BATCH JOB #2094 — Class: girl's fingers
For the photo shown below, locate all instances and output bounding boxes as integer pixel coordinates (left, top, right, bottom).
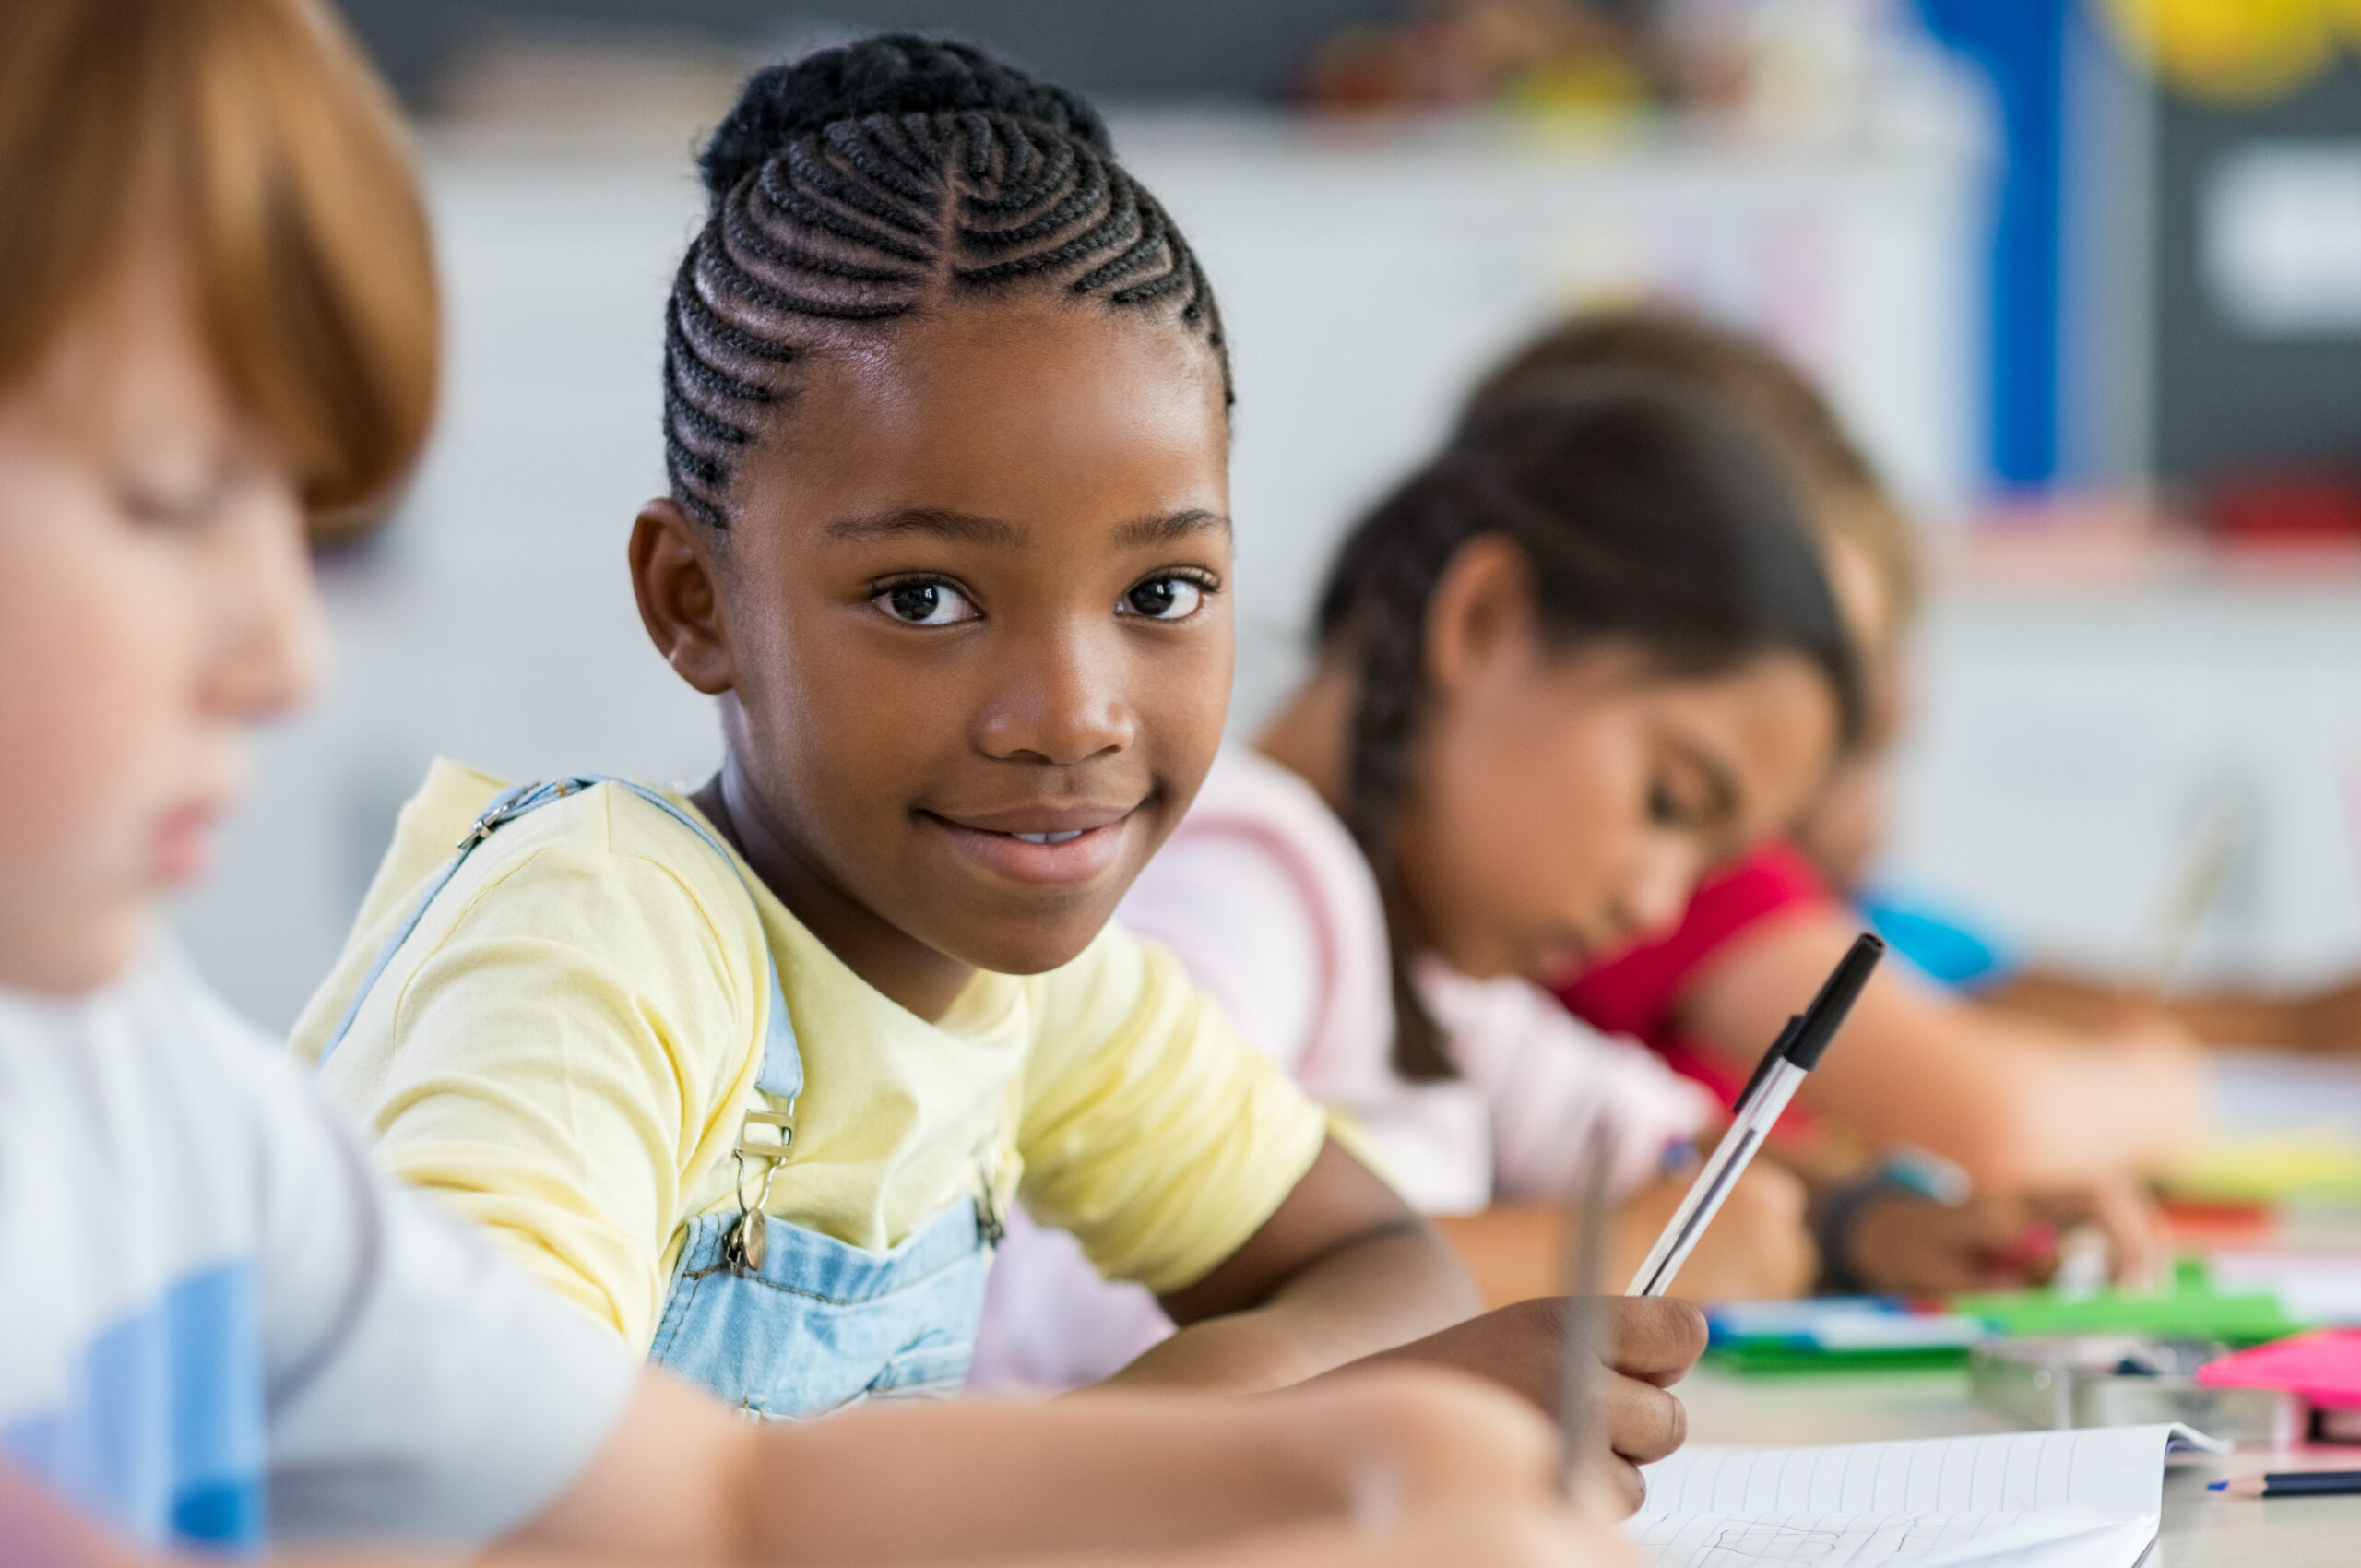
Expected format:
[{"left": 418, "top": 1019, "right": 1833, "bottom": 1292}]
[
  {"left": 1602, "top": 1371, "right": 1688, "bottom": 1469},
  {"left": 1605, "top": 1297, "right": 1708, "bottom": 1386}
]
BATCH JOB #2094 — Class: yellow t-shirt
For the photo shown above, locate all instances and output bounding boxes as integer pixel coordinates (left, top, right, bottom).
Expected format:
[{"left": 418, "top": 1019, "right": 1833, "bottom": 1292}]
[{"left": 291, "top": 760, "right": 1328, "bottom": 1352}]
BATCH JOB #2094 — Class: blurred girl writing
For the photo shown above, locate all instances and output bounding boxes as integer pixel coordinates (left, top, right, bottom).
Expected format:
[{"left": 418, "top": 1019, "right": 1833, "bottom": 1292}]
[{"left": 1511, "top": 313, "right": 2186, "bottom": 1290}]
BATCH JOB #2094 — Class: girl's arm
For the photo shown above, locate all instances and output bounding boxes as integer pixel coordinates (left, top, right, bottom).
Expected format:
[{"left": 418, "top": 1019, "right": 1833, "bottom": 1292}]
[
  {"left": 0, "top": 1388, "right": 1628, "bottom": 1568},
  {"left": 1092, "top": 1139, "right": 1703, "bottom": 1515},
  {"left": 1990, "top": 966, "right": 2361, "bottom": 1056},
  {"left": 1108, "top": 1139, "right": 1480, "bottom": 1394},
  {"left": 505, "top": 1363, "right": 1577, "bottom": 1563},
  {"left": 1674, "top": 909, "right": 2205, "bottom": 1186}
]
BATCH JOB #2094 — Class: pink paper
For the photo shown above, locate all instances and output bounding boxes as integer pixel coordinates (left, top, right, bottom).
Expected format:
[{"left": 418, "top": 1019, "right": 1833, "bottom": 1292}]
[{"left": 2199, "top": 1329, "right": 2361, "bottom": 1409}]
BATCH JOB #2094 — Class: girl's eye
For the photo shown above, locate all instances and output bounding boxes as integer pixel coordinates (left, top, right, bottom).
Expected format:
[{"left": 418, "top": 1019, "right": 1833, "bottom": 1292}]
[
  {"left": 1120, "top": 576, "right": 1206, "bottom": 620},
  {"left": 875, "top": 581, "right": 979, "bottom": 626},
  {"left": 1646, "top": 779, "right": 1689, "bottom": 828}
]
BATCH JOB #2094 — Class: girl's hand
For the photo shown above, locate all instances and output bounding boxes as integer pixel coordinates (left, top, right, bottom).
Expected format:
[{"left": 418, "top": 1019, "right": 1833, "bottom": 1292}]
[
  {"left": 1609, "top": 1161, "right": 1819, "bottom": 1303},
  {"left": 1833, "top": 1175, "right": 2163, "bottom": 1295},
  {"left": 1322, "top": 1296, "right": 1706, "bottom": 1517},
  {"left": 1430, "top": 1165, "right": 1817, "bottom": 1313}
]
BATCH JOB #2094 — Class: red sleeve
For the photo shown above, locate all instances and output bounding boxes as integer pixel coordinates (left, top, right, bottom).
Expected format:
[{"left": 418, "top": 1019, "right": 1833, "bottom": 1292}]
[{"left": 1553, "top": 839, "right": 1835, "bottom": 1053}]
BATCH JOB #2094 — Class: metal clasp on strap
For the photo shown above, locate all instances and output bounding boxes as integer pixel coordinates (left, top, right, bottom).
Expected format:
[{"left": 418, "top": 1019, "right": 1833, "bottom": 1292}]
[
  {"left": 737, "top": 1107, "right": 794, "bottom": 1159},
  {"left": 724, "top": 1107, "right": 795, "bottom": 1276},
  {"left": 456, "top": 779, "right": 582, "bottom": 850}
]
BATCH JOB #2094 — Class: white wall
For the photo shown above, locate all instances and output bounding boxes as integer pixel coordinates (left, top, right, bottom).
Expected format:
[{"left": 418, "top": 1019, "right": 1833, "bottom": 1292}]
[
  {"left": 1120, "top": 111, "right": 1987, "bottom": 725},
  {"left": 1887, "top": 578, "right": 2361, "bottom": 988}
]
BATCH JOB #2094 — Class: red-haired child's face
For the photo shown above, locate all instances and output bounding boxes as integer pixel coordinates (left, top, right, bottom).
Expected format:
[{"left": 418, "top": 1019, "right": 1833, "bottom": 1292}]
[
  {"left": 0, "top": 259, "right": 323, "bottom": 992},
  {"left": 632, "top": 299, "right": 1232, "bottom": 1016}
]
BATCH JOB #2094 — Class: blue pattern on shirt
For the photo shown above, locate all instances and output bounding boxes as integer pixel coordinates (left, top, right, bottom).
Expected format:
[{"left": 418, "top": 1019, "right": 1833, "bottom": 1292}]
[{"left": 0, "top": 1261, "right": 264, "bottom": 1552}]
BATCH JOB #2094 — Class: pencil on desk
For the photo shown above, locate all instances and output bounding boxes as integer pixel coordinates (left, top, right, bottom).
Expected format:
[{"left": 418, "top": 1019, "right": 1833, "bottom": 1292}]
[{"left": 2211, "top": 1469, "right": 2361, "bottom": 1499}]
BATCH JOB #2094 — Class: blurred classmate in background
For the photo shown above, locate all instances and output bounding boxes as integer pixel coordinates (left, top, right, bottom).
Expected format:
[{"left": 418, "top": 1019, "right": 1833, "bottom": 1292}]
[
  {"left": 1490, "top": 313, "right": 2187, "bottom": 1291},
  {"left": 974, "top": 370, "right": 1857, "bottom": 1393},
  {"left": 0, "top": 5, "right": 1634, "bottom": 1562}
]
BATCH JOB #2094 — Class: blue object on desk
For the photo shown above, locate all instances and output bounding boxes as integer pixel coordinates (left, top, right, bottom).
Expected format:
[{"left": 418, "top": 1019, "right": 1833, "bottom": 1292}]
[
  {"left": 1708, "top": 1299, "right": 1989, "bottom": 1360},
  {"left": 1857, "top": 888, "right": 2016, "bottom": 991}
]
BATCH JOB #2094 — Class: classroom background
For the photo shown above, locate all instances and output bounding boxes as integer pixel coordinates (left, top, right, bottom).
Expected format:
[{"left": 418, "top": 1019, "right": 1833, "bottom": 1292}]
[{"left": 182, "top": 0, "right": 2361, "bottom": 1041}]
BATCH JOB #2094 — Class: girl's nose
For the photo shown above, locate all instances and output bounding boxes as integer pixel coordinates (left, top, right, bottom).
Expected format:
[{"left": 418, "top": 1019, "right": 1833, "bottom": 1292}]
[
  {"left": 201, "top": 502, "right": 325, "bottom": 724},
  {"left": 974, "top": 629, "right": 1135, "bottom": 766},
  {"left": 1615, "top": 841, "right": 1700, "bottom": 946}
]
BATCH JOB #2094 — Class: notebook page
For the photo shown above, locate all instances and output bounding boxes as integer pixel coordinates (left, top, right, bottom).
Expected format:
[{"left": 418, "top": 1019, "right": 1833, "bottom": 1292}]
[
  {"left": 1628, "top": 1424, "right": 2199, "bottom": 1568},
  {"left": 1628, "top": 1507, "right": 2146, "bottom": 1568}
]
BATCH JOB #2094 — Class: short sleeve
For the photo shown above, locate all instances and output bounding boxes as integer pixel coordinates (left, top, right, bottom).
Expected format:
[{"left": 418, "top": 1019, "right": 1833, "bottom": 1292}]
[
  {"left": 314, "top": 837, "right": 766, "bottom": 1350},
  {"left": 222, "top": 1015, "right": 638, "bottom": 1544},
  {"left": 1015, "top": 928, "right": 1328, "bottom": 1296},
  {"left": 1554, "top": 838, "right": 1835, "bottom": 1046}
]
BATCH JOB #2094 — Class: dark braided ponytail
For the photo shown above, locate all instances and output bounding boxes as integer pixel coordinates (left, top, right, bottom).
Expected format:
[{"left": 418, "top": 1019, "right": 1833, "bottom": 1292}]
[
  {"left": 1315, "top": 370, "right": 1864, "bottom": 1081},
  {"left": 663, "top": 34, "right": 1228, "bottom": 529}
]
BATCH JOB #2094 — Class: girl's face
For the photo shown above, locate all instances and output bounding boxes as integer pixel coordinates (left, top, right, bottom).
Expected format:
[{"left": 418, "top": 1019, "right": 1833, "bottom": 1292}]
[
  {"left": 1391, "top": 539, "right": 1839, "bottom": 982},
  {"left": 634, "top": 298, "right": 1231, "bottom": 1002},
  {"left": 0, "top": 259, "right": 323, "bottom": 992}
]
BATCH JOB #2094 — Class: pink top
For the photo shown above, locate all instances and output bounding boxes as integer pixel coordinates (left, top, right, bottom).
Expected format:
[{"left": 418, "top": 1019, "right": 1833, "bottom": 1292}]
[
  {"left": 1554, "top": 840, "right": 1837, "bottom": 1110},
  {"left": 967, "top": 748, "right": 1716, "bottom": 1392}
]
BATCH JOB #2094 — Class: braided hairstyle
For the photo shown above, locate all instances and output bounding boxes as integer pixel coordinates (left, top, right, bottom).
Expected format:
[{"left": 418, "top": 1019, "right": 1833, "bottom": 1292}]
[
  {"left": 1315, "top": 371, "right": 1864, "bottom": 1080},
  {"left": 664, "top": 34, "right": 1228, "bottom": 529}
]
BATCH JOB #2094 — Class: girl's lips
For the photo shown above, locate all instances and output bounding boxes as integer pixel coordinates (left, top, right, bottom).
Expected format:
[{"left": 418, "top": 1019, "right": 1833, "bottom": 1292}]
[
  {"left": 927, "top": 812, "right": 1133, "bottom": 886},
  {"left": 151, "top": 802, "right": 221, "bottom": 885}
]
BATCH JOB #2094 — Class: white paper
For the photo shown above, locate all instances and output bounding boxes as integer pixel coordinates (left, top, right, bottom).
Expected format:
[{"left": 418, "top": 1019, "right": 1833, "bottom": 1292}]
[
  {"left": 2203, "top": 142, "right": 2361, "bottom": 335},
  {"left": 1628, "top": 1424, "right": 2212, "bottom": 1567}
]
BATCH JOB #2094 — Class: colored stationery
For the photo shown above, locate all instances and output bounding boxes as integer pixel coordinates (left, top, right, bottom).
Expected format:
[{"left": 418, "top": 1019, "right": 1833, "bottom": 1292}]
[{"left": 2209, "top": 1469, "right": 2361, "bottom": 1499}]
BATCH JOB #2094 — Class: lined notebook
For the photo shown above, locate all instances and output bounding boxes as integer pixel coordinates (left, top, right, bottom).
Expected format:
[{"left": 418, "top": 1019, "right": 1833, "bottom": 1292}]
[{"left": 1628, "top": 1423, "right": 2224, "bottom": 1567}]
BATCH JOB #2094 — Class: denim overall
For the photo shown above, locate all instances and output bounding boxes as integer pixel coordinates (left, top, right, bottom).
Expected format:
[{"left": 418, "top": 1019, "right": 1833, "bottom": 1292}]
[{"left": 316, "top": 777, "right": 996, "bottom": 1418}]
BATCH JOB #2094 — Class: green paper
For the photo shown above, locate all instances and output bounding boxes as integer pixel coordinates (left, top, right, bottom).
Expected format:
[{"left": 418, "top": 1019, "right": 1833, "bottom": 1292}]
[{"left": 1946, "top": 1286, "right": 2300, "bottom": 1345}]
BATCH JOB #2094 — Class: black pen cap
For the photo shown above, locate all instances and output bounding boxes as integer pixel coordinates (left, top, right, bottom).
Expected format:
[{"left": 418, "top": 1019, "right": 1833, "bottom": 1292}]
[{"left": 1782, "top": 932, "right": 1885, "bottom": 1071}]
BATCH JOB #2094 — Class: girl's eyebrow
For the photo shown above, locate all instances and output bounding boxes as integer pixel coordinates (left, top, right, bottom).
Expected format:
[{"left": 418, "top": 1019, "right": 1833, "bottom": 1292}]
[
  {"left": 825, "top": 507, "right": 1023, "bottom": 546},
  {"left": 824, "top": 507, "right": 1231, "bottom": 550},
  {"left": 1109, "top": 508, "right": 1231, "bottom": 549}
]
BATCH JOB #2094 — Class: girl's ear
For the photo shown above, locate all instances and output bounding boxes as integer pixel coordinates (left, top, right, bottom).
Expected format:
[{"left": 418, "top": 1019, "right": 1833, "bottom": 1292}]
[
  {"left": 630, "top": 500, "right": 738, "bottom": 696},
  {"left": 1423, "top": 533, "right": 1536, "bottom": 698}
]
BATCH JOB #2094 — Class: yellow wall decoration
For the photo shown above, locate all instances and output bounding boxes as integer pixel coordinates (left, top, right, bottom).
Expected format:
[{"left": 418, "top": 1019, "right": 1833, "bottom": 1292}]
[{"left": 2104, "top": 0, "right": 2338, "bottom": 105}]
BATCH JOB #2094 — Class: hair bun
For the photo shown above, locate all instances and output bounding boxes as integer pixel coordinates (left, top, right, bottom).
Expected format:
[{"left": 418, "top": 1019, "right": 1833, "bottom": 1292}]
[{"left": 700, "top": 34, "right": 1112, "bottom": 201}]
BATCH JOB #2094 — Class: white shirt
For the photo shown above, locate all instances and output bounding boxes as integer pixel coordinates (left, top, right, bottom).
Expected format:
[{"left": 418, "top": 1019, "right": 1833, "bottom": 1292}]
[{"left": 0, "top": 944, "right": 638, "bottom": 1550}]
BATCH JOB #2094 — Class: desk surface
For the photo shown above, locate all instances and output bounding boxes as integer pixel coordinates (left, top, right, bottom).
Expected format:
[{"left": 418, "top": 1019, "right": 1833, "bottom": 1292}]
[{"left": 1678, "top": 1364, "right": 2361, "bottom": 1565}]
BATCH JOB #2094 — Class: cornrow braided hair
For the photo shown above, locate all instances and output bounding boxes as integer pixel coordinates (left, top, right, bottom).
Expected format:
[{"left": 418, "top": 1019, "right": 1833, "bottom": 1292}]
[
  {"left": 664, "top": 34, "right": 1228, "bottom": 528},
  {"left": 1314, "top": 370, "right": 1865, "bottom": 1082}
]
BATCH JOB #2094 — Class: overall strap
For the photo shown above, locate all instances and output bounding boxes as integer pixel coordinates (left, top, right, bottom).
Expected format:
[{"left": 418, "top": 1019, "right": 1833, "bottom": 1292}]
[{"left": 314, "top": 777, "right": 803, "bottom": 1110}]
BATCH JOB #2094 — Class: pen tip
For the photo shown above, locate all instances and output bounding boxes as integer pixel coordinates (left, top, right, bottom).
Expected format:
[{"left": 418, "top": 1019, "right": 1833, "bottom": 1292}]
[{"left": 2207, "top": 1480, "right": 2226, "bottom": 1491}]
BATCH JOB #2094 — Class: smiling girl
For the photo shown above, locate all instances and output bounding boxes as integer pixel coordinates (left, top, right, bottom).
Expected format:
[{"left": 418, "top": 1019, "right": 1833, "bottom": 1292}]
[{"left": 290, "top": 35, "right": 1700, "bottom": 1493}]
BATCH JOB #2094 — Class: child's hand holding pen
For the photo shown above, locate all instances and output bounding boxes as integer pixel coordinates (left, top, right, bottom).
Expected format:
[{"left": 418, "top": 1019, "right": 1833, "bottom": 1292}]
[{"left": 1322, "top": 1294, "right": 1705, "bottom": 1518}]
